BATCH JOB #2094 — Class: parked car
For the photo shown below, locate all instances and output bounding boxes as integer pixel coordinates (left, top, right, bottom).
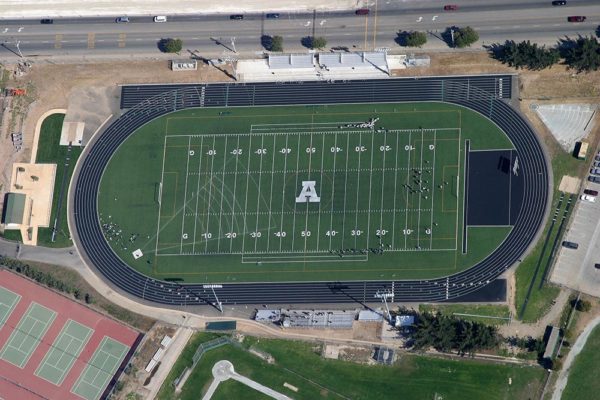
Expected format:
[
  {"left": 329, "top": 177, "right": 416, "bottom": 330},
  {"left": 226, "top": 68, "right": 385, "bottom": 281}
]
[
  {"left": 584, "top": 189, "right": 599, "bottom": 196},
  {"left": 153, "top": 16, "right": 167, "bottom": 22},
  {"left": 40, "top": 19, "right": 54, "bottom": 24},
  {"left": 355, "top": 8, "right": 370, "bottom": 15},
  {"left": 444, "top": 5, "right": 458, "bottom": 11},
  {"left": 581, "top": 194, "right": 596, "bottom": 203},
  {"left": 589, "top": 176, "right": 600, "bottom": 183},
  {"left": 591, "top": 168, "right": 600, "bottom": 175},
  {"left": 230, "top": 14, "right": 244, "bottom": 20},
  {"left": 115, "top": 16, "right": 130, "bottom": 23},
  {"left": 595, "top": 263, "right": 600, "bottom": 269},
  {"left": 552, "top": 1, "right": 567, "bottom": 5},
  {"left": 266, "top": 13, "right": 280, "bottom": 19},
  {"left": 567, "top": 16, "right": 586, "bottom": 22},
  {"left": 562, "top": 241, "right": 579, "bottom": 249}
]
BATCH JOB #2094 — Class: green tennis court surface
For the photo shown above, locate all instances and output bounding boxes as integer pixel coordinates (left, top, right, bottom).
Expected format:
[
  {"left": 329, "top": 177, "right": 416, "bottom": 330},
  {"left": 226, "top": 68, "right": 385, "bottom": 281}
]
[
  {"left": 0, "top": 302, "right": 56, "bottom": 368},
  {"left": 0, "top": 286, "right": 21, "bottom": 329},
  {"left": 71, "top": 337, "right": 130, "bottom": 400},
  {"left": 35, "top": 319, "right": 93, "bottom": 385}
]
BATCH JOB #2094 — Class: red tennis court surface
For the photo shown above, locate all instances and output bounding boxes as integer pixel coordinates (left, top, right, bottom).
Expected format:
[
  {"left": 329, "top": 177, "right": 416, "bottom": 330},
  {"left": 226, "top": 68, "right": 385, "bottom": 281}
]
[{"left": 0, "top": 270, "right": 142, "bottom": 400}]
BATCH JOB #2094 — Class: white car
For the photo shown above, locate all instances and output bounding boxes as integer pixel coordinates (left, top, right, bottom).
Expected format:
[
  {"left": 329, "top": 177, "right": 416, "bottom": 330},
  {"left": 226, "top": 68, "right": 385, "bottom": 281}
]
[
  {"left": 591, "top": 168, "right": 600, "bottom": 175},
  {"left": 581, "top": 194, "right": 596, "bottom": 203},
  {"left": 154, "top": 16, "right": 167, "bottom": 22}
]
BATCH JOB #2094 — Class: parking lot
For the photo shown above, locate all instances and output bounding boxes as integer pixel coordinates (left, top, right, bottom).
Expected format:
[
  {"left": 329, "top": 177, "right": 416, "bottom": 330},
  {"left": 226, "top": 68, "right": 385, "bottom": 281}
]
[{"left": 551, "top": 179, "right": 600, "bottom": 297}]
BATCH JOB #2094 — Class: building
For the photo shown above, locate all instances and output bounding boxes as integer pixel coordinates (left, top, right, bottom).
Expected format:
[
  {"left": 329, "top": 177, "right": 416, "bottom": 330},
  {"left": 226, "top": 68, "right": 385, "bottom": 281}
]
[{"left": 1, "top": 192, "right": 26, "bottom": 229}]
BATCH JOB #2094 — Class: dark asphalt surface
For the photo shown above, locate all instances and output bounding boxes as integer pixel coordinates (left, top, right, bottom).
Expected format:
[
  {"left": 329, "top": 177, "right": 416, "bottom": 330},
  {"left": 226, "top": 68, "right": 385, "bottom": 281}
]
[{"left": 70, "top": 75, "right": 550, "bottom": 308}]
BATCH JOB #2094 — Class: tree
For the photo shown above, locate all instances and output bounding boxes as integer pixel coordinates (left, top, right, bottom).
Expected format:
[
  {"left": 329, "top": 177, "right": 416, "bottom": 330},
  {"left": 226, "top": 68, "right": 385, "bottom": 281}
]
[
  {"left": 311, "top": 36, "right": 327, "bottom": 49},
  {"left": 575, "top": 299, "right": 592, "bottom": 312},
  {"left": 564, "top": 36, "right": 600, "bottom": 72},
  {"left": 30, "top": 175, "right": 39, "bottom": 182},
  {"left": 495, "top": 40, "right": 559, "bottom": 70},
  {"left": 269, "top": 35, "right": 283, "bottom": 52},
  {"left": 405, "top": 31, "right": 427, "bottom": 48},
  {"left": 453, "top": 26, "right": 479, "bottom": 48},
  {"left": 162, "top": 38, "right": 183, "bottom": 53}
]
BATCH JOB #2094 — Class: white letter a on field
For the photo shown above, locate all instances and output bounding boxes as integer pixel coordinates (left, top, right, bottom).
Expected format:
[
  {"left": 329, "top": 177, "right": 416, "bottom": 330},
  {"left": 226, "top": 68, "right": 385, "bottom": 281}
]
[{"left": 296, "top": 181, "right": 320, "bottom": 203}]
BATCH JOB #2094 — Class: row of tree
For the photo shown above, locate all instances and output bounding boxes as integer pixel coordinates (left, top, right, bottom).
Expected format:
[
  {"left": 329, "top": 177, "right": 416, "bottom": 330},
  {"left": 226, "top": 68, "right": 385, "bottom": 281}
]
[
  {"left": 0, "top": 256, "right": 93, "bottom": 304},
  {"left": 492, "top": 36, "right": 600, "bottom": 72},
  {"left": 410, "top": 311, "right": 499, "bottom": 356},
  {"left": 160, "top": 35, "right": 327, "bottom": 54}
]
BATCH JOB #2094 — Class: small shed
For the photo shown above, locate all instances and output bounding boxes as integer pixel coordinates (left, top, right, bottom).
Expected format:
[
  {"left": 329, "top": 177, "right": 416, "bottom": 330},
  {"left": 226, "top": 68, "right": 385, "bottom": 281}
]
[
  {"left": 2, "top": 193, "right": 26, "bottom": 228},
  {"left": 394, "top": 315, "right": 415, "bottom": 328},
  {"left": 358, "top": 310, "right": 384, "bottom": 322}
]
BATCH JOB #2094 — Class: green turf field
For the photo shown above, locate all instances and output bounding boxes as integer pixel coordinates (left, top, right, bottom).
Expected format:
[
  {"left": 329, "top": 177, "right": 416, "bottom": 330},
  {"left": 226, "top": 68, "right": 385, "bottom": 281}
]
[
  {"left": 561, "top": 324, "right": 600, "bottom": 400},
  {"left": 157, "top": 333, "right": 545, "bottom": 400},
  {"left": 98, "top": 102, "right": 513, "bottom": 282}
]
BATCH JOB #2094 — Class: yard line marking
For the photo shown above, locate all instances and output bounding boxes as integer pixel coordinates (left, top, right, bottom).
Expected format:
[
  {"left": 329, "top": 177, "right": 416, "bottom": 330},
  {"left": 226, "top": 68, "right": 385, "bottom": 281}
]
[
  {"left": 416, "top": 129, "right": 425, "bottom": 249},
  {"left": 278, "top": 134, "right": 290, "bottom": 252},
  {"left": 340, "top": 132, "right": 351, "bottom": 250},
  {"left": 204, "top": 136, "right": 217, "bottom": 253},
  {"left": 179, "top": 136, "right": 192, "bottom": 254},
  {"left": 291, "top": 133, "right": 302, "bottom": 251},
  {"left": 254, "top": 134, "right": 265, "bottom": 253},
  {"left": 366, "top": 126, "right": 375, "bottom": 250},
  {"left": 316, "top": 132, "right": 326, "bottom": 251},
  {"left": 192, "top": 135, "right": 205, "bottom": 253},
  {"left": 404, "top": 131, "right": 412, "bottom": 249},
  {"left": 353, "top": 131, "right": 363, "bottom": 249},
  {"left": 229, "top": 135, "right": 240, "bottom": 253},
  {"left": 391, "top": 131, "right": 400, "bottom": 250},
  {"left": 328, "top": 132, "right": 338, "bottom": 250},
  {"left": 217, "top": 136, "right": 228, "bottom": 252},
  {"left": 155, "top": 135, "right": 168, "bottom": 256},
  {"left": 430, "top": 129, "right": 437, "bottom": 250},
  {"left": 241, "top": 133, "right": 253, "bottom": 253},
  {"left": 303, "top": 131, "right": 314, "bottom": 255},
  {"left": 266, "top": 134, "right": 277, "bottom": 252},
  {"left": 378, "top": 130, "right": 387, "bottom": 242}
]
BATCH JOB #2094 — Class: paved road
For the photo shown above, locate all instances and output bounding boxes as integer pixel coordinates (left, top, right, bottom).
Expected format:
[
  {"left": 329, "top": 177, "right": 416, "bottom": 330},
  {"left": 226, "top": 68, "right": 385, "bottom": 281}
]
[{"left": 0, "top": 0, "right": 599, "bottom": 60}]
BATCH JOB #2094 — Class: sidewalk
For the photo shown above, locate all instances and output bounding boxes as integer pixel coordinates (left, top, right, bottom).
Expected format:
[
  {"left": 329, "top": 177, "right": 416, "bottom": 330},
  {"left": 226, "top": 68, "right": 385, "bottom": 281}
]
[{"left": 0, "top": 0, "right": 357, "bottom": 19}]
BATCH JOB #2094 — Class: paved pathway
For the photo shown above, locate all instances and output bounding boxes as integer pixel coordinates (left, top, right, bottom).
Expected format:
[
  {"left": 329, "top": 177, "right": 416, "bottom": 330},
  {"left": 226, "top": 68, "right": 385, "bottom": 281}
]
[
  {"left": 203, "top": 360, "right": 292, "bottom": 400},
  {"left": 551, "top": 315, "right": 600, "bottom": 400}
]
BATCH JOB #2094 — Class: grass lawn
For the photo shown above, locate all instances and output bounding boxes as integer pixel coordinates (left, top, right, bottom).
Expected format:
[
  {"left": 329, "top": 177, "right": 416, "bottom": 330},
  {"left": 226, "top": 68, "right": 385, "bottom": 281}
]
[
  {"left": 561, "top": 324, "right": 600, "bottom": 400},
  {"left": 99, "top": 102, "right": 514, "bottom": 283},
  {"left": 34, "top": 113, "right": 83, "bottom": 247},
  {"left": 158, "top": 334, "right": 545, "bottom": 400},
  {"left": 514, "top": 149, "right": 583, "bottom": 322},
  {"left": 419, "top": 304, "right": 511, "bottom": 325},
  {"left": 0, "top": 229, "right": 22, "bottom": 242}
]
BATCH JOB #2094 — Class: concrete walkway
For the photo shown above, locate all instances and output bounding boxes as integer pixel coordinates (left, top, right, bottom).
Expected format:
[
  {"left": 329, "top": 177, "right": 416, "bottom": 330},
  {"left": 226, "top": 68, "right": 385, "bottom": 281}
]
[
  {"left": 203, "top": 360, "right": 292, "bottom": 400},
  {"left": 551, "top": 315, "right": 600, "bottom": 400},
  {"left": 0, "top": 0, "right": 357, "bottom": 19}
]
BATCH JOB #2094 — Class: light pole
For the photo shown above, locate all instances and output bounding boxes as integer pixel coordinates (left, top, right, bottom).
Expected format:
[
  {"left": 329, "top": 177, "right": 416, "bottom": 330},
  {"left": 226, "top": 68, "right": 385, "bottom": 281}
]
[{"left": 230, "top": 37, "right": 236, "bottom": 53}]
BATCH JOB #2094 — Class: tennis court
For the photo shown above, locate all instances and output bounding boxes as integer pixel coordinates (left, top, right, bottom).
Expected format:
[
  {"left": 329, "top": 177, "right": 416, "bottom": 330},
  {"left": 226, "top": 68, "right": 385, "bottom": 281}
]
[
  {"left": 71, "top": 337, "right": 131, "bottom": 400},
  {"left": 0, "top": 302, "right": 56, "bottom": 368},
  {"left": 0, "top": 270, "right": 141, "bottom": 400},
  {"left": 0, "top": 286, "right": 21, "bottom": 328},
  {"left": 35, "top": 319, "right": 94, "bottom": 385}
]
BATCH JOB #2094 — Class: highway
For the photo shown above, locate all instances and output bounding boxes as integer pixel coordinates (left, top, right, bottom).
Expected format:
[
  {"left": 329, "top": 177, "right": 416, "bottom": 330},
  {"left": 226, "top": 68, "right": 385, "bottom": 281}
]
[{"left": 0, "top": 0, "right": 599, "bottom": 60}]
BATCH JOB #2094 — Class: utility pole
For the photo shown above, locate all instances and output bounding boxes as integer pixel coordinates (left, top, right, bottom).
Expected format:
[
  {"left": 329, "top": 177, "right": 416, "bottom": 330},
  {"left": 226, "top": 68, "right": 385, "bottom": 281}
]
[
  {"left": 450, "top": 28, "right": 455, "bottom": 47},
  {"left": 15, "top": 40, "right": 23, "bottom": 58},
  {"left": 230, "top": 37, "right": 236, "bottom": 53}
]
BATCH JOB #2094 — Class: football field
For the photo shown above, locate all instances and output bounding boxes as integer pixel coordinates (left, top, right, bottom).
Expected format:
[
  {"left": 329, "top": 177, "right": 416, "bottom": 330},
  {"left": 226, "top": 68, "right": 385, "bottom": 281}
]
[
  {"left": 156, "top": 125, "right": 461, "bottom": 263},
  {"left": 98, "top": 102, "right": 514, "bottom": 282}
]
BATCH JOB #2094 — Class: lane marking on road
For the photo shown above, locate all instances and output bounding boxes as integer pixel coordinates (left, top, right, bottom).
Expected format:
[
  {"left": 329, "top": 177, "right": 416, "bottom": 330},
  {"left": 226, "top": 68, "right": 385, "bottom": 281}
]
[
  {"left": 118, "top": 32, "right": 126, "bottom": 48},
  {"left": 54, "top": 34, "right": 62, "bottom": 49}
]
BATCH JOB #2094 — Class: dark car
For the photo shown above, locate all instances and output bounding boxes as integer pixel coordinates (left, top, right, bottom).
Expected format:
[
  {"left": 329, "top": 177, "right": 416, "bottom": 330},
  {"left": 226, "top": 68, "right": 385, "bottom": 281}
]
[
  {"left": 444, "top": 5, "right": 458, "bottom": 11},
  {"left": 355, "top": 8, "right": 370, "bottom": 15},
  {"left": 562, "top": 241, "right": 579, "bottom": 249},
  {"left": 568, "top": 16, "right": 586, "bottom": 22},
  {"left": 589, "top": 175, "right": 600, "bottom": 183},
  {"left": 40, "top": 19, "right": 54, "bottom": 24},
  {"left": 230, "top": 14, "right": 244, "bottom": 20},
  {"left": 266, "top": 13, "right": 280, "bottom": 19},
  {"left": 584, "top": 189, "right": 599, "bottom": 196},
  {"left": 595, "top": 263, "right": 600, "bottom": 269},
  {"left": 552, "top": 0, "right": 567, "bottom": 5}
]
